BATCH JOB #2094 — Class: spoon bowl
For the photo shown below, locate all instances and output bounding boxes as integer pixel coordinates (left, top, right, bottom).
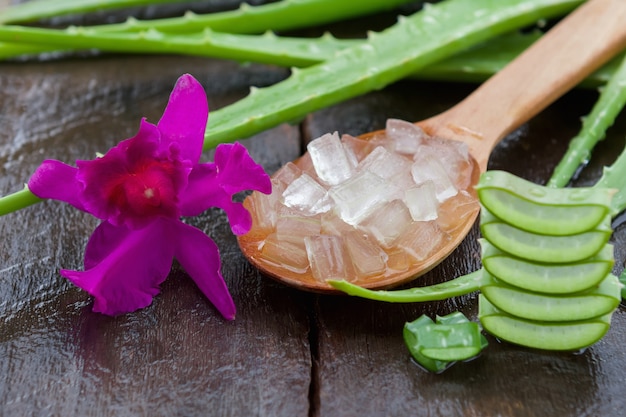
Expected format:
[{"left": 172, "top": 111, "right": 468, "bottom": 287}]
[{"left": 238, "top": 0, "right": 626, "bottom": 293}]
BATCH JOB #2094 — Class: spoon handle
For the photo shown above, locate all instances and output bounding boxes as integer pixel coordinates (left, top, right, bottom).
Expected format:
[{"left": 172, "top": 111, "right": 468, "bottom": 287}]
[{"left": 421, "top": 0, "right": 626, "bottom": 171}]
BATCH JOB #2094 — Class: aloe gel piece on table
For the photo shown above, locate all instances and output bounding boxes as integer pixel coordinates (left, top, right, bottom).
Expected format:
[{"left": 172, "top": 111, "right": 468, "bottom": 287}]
[{"left": 403, "top": 312, "right": 488, "bottom": 373}]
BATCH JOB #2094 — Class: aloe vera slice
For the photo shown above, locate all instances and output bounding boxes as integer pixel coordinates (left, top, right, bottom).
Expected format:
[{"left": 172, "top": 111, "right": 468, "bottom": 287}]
[
  {"left": 477, "top": 170, "right": 613, "bottom": 235},
  {"left": 478, "top": 295, "right": 612, "bottom": 351},
  {"left": 480, "top": 210, "right": 611, "bottom": 263},
  {"left": 404, "top": 312, "right": 487, "bottom": 372},
  {"left": 480, "top": 240, "right": 614, "bottom": 294},
  {"left": 481, "top": 272, "right": 621, "bottom": 322}
]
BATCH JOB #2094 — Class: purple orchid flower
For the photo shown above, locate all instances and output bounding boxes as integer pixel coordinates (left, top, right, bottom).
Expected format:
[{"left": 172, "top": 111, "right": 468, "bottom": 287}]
[{"left": 28, "top": 74, "right": 271, "bottom": 320}]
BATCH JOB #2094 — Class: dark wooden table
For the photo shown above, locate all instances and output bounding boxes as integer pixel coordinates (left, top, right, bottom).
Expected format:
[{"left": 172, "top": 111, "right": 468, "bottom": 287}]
[{"left": 1, "top": 2, "right": 625, "bottom": 416}]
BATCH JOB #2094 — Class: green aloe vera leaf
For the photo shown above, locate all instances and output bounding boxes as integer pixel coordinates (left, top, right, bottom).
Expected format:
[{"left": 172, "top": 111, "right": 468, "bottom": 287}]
[
  {"left": 202, "top": 0, "right": 584, "bottom": 150},
  {"left": 549, "top": 52, "right": 626, "bottom": 189},
  {"left": 479, "top": 209, "right": 612, "bottom": 263},
  {"left": 480, "top": 240, "right": 614, "bottom": 294},
  {"left": 477, "top": 170, "right": 614, "bottom": 235},
  {"left": 481, "top": 272, "right": 621, "bottom": 322},
  {"left": 0, "top": 0, "right": 180, "bottom": 24},
  {"left": 327, "top": 269, "right": 486, "bottom": 303},
  {"left": 478, "top": 294, "right": 612, "bottom": 351},
  {"left": 2, "top": 0, "right": 416, "bottom": 32},
  {"left": 593, "top": 139, "right": 626, "bottom": 216},
  {"left": 0, "top": 25, "right": 359, "bottom": 67},
  {"left": 0, "top": 0, "right": 416, "bottom": 58}
]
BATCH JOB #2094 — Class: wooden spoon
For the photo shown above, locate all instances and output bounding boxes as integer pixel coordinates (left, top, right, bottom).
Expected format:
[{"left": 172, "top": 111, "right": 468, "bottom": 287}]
[{"left": 238, "top": 0, "right": 626, "bottom": 293}]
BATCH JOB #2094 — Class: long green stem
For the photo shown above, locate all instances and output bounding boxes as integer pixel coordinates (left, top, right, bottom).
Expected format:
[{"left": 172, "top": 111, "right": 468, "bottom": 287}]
[
  {"left": 548, "top": 52, "right": 626, "bottom": 188},
  {"left": 0, "top": 186, "right": 42, "bottom": 216},
  {"left": 0, "top": 0, "right": 181, "bottom": 24}
]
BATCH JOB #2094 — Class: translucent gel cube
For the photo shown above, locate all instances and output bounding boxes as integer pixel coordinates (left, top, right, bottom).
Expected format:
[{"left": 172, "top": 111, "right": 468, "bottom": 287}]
[
  {"left": 342, "top": 133, "right": 390, "bottom": 162},
  {"left": 385, "top": 119, "right": 426, "bottom": 155},
  {"left": 247, "top": 189, "right": 280, "bottom": 231},
  {"left": 273, "top": 162, "right": 302, "bottom": 188},
  {"left": 411, "top": 154, "right": 458, "bottom": 202},
  {"left": 307, "top": 132, "right": 355, "bottom": 186},
  {"left": 404, "top": 181, "right": 439, "bottom": 222},
  {"left": 275, "top": 214, "right": 321, "bottom": 247},
  {"left": 418, "top": 139, "right": 472, "bottom": 190},
  {"left": 304, "top": 235, "right": 349, "bottom": 282},
  {"left": 282, "top": 173, "right": 331, "bottom": 215},
  {"left": 358, "top": 199, "right": 413, "bottom": 248},
  {"left": 261, "top": 233, "right": 309, "bottom": 274},
  {"left": 344, "top": 230, "right": 388, "bottom": 278},
  {"left": 320, "top": 211, "right": 355, "bottom": 236},
  {"left": 329, "top": 170, "right": 394, "bottom": 226},
  {"left": 394, "top": 221, "right": 444, "bottom": 261},
  {"left": 357, "top": 146, "right": 412, "bottom": 180}
]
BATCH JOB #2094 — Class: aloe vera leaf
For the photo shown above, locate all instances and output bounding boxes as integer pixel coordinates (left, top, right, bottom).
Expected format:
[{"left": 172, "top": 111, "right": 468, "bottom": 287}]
[
  {"left": 0, "top": 0, "right": 180, "bottom": 24},
  {"left": 480, "top": 240, "right": 614, "bottom": 294},
  {"left": 0, "top": 25, "right": 359, "bottom": 67},
  {"left": 478, "top": 294, "right": 612, "bottom": 351},
  {"left": 476, "top": 170, "right": 613, "bottom": 235},
  {"left": 479, "top": 210, "right": 612, "bottom": 264},
  {"left": 548, "top": 52, "right": 626, "bottom": 189},
  {"left": 202, "top": 0, "right": 583, "bottom": 150},
  {"left": 0, "top": 0, "right": 416, "bottom": 57},
  {"left": 481, "top": 272, "right": 621, "bottom": 322},
  {"left": 327, "top": 269, "right": 486, "bottom": 303}
]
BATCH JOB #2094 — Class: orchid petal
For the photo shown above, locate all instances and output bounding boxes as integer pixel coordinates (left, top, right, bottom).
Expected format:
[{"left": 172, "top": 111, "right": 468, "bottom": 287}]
[
  {"left": 28, "top": 160, "right": 85, "bottom": 211},
  {"left": 83, "top": 221, "right": 132, "bottom": 270},
  {"left": 62, "top": 220, "right": 175, "bottom": 316},
  {"left": 157, "top": 74, "right": 208, "bottom": 164},
  {"left": 171, "top": 221, "right": 236, "bottom": 320},
  {"left": 180, "top": 163, "right": 252, "bottom": 235},
  {"left": 214, "top": 142, "right": 271, "bottom": 195}
]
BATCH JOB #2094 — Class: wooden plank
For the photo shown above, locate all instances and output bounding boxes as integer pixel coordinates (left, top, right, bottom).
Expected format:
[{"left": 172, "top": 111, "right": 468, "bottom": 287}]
[{"left": 0, "top": 55, "right": 312, "bottom": 417}]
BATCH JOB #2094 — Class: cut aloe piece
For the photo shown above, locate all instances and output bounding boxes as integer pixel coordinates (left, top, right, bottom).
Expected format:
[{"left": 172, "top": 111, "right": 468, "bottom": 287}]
[
  {"left": 480, "top": 210, "right": 611, "bottom": 263},
  {"left": 481, "top": 273, "right": 621, "bottom": 322},
  {"left": 480, "top": 240, "right": 614, "bottom": 294},
  {"left": 478, "top": 295, "right": 612, "bottom": 351},
  {"left": 403, "top": 312, "right": 488, "bottom": 372},
  {"left": 477, "top": 171, "right": 614, "bottom": 236},
  {"left": 477, "top": 171, "right": 612, "bottom": 235}
]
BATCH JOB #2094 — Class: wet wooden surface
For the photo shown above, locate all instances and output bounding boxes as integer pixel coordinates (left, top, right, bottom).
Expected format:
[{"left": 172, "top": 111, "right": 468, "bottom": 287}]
[{"left": 1, "top": 2, "right": 626, "bottom": 416}]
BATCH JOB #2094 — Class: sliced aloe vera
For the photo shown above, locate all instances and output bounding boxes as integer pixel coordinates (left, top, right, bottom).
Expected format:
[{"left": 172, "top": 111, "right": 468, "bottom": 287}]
[
  {"left": 480, "top": 210, "right": 611, "bottom": 263},
  {"left": 481, "top": 273, "right": 621, "bottom": 322},
  {"left": 478, "top": 295, "right": 612, "bottom": 351},
  {"left": 480, "top": 240, "right": 614, "bottom": 294},
  {"left": 477, "top": 171, "right": 612, "bottom": 236},
  {"left": 477, "top": 171, "right": 614, "bottom": 236}
]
